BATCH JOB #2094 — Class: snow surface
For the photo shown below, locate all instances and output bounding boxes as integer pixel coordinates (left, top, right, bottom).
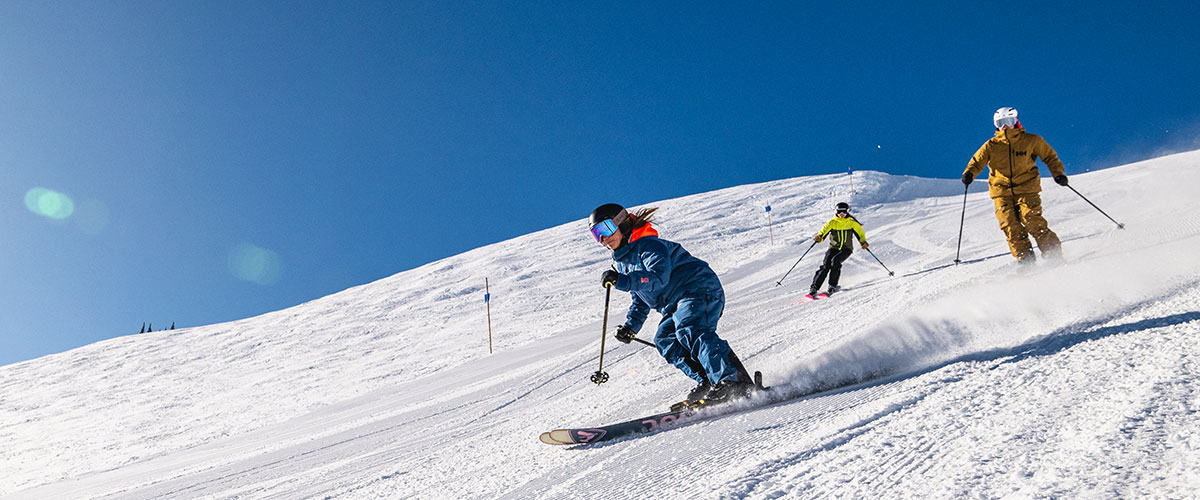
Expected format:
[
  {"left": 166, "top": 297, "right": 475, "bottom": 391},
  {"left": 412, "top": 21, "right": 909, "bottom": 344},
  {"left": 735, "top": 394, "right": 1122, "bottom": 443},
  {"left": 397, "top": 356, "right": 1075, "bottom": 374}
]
[{"left": 3, "top": 151, "right": 1200, "bottom": 499}]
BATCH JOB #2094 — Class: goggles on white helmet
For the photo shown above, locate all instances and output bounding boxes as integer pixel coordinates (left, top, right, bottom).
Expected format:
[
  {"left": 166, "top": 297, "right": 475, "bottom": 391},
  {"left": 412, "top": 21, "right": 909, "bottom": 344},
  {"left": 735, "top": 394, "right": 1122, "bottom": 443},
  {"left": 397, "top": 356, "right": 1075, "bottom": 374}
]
[{"left": 993, "top": 107, "right": 1019, "bottom": 129}]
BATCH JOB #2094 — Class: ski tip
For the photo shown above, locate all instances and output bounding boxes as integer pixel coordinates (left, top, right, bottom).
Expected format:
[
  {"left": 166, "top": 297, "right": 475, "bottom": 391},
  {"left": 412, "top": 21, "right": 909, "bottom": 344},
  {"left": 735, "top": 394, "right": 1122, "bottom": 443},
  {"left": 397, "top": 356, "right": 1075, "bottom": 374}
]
[
  {"left": 539, "top": 432, "right": 562, "bottom": 445},
  {"left": 539, "top": 430, "right": 575, "bottom": 445}
]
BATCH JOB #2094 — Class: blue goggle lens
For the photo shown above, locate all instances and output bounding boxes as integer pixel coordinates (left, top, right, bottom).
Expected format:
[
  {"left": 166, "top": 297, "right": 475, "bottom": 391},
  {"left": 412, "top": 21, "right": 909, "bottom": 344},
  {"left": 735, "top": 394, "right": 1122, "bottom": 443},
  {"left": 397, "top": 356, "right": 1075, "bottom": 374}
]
[{"left": 590, "top": 219, "right": 618, "bottom": 242}]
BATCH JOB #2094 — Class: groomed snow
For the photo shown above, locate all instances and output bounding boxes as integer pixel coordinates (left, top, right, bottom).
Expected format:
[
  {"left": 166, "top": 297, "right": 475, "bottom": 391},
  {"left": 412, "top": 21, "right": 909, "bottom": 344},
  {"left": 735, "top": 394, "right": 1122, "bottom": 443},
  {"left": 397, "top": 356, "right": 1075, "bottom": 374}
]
[{"left": 3, "top": 151, "right": 1199, "bottom": 499}]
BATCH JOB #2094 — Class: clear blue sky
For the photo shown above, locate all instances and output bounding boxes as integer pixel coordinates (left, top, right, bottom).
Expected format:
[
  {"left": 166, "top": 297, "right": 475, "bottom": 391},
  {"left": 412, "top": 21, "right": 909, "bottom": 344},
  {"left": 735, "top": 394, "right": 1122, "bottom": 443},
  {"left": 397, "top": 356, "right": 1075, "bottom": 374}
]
[{"left": 3, "top": 1, "right": 1198, "bottom": 366}]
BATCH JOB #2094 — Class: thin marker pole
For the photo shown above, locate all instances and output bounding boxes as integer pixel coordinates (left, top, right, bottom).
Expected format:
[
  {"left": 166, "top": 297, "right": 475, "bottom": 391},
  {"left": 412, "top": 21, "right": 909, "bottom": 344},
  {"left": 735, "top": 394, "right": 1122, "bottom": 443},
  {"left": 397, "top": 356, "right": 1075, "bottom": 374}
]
[{"left": 765, "top": 205, "right": 774, "bottom": 245}]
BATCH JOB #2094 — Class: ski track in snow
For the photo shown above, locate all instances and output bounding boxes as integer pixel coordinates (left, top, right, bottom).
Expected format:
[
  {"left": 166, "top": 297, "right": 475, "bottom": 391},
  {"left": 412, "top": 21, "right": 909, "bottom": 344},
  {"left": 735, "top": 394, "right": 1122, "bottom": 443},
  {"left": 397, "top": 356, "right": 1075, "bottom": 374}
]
[{"left": 3, "top": 152, "right": 1200, "bottom": 499}]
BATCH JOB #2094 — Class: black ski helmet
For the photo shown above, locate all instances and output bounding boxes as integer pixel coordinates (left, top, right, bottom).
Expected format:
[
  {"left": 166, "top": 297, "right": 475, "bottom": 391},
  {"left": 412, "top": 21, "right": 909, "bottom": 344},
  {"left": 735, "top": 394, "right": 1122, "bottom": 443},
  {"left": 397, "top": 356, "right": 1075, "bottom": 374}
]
[
  {"left": 589, "top": 203, "right": 629, "bottom": 228},
  {"left": 589, "top": 203, "right": 634, "bottom": 248},
  {"left": 836, "top": 202, "right": 850, "bottom": 214}
]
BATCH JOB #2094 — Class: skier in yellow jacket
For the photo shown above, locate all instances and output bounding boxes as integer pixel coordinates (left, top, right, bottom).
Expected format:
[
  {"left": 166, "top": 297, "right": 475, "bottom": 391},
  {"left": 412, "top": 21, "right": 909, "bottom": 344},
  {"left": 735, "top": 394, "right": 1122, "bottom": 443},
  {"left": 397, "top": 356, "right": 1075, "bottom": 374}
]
[
  {"left": 807, "top": 202, "right": 868, "bottom": 299},
  {"left": 962, "top": 107, "right": 1068, "bottom": 264}
]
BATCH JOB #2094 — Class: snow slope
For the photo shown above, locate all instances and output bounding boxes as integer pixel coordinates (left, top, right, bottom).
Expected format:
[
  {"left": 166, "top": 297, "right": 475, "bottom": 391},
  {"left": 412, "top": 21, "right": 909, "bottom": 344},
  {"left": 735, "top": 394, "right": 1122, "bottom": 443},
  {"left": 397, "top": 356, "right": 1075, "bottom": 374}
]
[{"left": 3, "top": 151, "right": 1200, "bottom": 499}]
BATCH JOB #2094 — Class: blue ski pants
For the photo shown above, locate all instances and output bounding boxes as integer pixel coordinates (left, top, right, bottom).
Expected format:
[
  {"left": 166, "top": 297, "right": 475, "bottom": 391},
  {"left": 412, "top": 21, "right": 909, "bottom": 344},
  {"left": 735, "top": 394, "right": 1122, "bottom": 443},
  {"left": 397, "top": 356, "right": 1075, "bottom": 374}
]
[{"left": 652, "top": 291, "right": 739, "bottom": 385}]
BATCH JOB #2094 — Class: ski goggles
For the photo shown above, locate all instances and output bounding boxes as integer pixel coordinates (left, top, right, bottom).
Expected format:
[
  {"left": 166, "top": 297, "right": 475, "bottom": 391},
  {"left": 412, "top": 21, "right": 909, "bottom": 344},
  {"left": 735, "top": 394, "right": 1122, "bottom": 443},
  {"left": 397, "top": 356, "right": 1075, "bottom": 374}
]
[
  {"left": 590, "top": 219, "right": 619, "bottom": 242},
  {"left": 994, "top": 115, "right": 1019, "bottom": 129}
]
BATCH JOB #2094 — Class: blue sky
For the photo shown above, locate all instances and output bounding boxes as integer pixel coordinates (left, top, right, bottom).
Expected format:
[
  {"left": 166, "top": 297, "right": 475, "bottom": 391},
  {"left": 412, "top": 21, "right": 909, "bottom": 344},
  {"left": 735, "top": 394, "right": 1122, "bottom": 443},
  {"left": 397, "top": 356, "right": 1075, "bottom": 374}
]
[{"left": 2, "top": 1, "right": 1198, "bottom": 366}]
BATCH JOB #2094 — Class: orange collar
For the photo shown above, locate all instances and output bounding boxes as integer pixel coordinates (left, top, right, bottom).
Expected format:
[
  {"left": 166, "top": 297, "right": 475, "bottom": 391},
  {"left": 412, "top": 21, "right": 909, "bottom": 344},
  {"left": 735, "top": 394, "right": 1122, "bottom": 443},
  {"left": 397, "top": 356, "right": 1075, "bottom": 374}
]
[{"left": 630, "top": 222, "right": 658, "bottom": 242}]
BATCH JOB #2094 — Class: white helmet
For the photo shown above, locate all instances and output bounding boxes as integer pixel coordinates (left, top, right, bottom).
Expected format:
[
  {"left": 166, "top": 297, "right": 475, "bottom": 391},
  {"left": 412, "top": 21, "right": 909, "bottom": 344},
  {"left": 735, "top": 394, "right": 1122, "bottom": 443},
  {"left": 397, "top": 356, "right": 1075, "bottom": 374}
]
[{"left": 993, "top": 107, "right": 1019, "bottom": 129}]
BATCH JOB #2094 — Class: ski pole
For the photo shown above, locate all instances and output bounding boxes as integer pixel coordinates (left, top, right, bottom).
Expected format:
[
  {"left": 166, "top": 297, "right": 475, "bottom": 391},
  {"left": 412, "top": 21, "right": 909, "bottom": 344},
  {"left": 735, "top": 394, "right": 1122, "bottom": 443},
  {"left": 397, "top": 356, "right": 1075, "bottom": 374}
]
[
  {"left": 865, "top": 247, "right": 895, "bottom": 276},
  {"left": 1067, "top": 184, "right": 1125, "bottom": 229},
  {"left": 591, "top": 284, "right": 613, "bottom": 385},
  {"left": 775, "top": 240, "right": 818, "bottom": 286},
  {"left": 954, "top": 184, "right": 968, "bottom": 265},
  {"left": 629, "top": 336, "right": 654, "bottom": 347}
]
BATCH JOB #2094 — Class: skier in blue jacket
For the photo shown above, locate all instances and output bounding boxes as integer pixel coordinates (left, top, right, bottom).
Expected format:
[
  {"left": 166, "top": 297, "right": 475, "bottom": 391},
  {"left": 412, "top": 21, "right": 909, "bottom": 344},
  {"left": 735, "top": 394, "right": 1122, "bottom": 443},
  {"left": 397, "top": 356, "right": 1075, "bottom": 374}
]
[{"left": 589, "top": 203, "right": 754, "bottom": 404}]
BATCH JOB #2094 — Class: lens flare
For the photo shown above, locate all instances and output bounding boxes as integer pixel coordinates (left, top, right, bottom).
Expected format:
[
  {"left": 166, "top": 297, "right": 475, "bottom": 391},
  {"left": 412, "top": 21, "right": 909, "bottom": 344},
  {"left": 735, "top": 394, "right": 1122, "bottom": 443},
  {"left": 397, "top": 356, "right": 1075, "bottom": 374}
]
[
  {"left": 24, "top": 188, "right": 75, "bottom": 220},
  {"left": 228, "top": 243, "right": 284, "bottom": 285}
]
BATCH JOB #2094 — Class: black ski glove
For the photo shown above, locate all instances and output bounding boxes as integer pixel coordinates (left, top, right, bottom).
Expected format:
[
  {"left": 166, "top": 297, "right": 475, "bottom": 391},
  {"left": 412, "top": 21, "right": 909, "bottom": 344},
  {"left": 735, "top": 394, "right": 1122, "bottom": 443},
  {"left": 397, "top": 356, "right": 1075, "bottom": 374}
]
[
  {"left": 601, "top": 269, "right": 620, "bottom": 288},
  {"left": 961, "top": 172, "right": 974, "bottom": 185},
  {"left": 1054, "top": 175, "right": 1069, "bottom": 186},
  {"left": 614, "top": 325, "right": 635, "bottom": 344}
]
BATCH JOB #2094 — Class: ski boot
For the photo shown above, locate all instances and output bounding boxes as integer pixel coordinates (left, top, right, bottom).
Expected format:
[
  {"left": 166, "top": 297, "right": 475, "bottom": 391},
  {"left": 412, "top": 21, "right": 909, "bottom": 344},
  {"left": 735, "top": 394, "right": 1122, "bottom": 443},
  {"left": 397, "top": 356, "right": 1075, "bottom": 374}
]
[
  {"left": 686, "top": 381, "right": 712, "bottom": 403},
  {"left": 669, "top": 381, "right": 714, "bottom": 412},
  {"left": 700, "top": 378, "right": 756, "bottom": 406}
]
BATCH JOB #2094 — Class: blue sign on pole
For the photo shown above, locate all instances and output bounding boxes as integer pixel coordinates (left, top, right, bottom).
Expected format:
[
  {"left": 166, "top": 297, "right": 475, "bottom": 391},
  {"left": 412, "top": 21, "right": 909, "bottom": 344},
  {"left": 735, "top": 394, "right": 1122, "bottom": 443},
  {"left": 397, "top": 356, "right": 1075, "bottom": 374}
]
[
  {"left": 764, "top": 205, "right": 772, "bottom": 213},
  {"left": 484, "top": 293, "right": 490, "bottom": 303}
]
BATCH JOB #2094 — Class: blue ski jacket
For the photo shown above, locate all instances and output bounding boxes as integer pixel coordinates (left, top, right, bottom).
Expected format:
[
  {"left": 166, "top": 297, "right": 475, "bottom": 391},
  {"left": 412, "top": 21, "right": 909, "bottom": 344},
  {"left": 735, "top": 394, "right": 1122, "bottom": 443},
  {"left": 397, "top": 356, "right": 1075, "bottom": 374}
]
[{"left": 611, "top": 224, "right": 723, "bottom": 334}]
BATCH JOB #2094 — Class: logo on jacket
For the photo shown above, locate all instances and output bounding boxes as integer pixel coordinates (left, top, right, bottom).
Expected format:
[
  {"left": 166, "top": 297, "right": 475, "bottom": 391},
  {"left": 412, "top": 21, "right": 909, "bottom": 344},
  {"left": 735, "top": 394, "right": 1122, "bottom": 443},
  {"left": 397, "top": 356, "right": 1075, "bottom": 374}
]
[
  {"left": 1015, "top": 151, "right": 1028, "bottom": 157},
  {"left": 640, "top": 277, "right": 650, "bottom": 283}
]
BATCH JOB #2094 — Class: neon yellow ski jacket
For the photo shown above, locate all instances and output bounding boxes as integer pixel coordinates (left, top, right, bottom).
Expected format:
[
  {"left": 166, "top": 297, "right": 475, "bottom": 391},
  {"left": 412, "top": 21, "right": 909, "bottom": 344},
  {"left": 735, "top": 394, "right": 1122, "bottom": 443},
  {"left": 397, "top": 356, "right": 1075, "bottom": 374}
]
[{"left": 816, "top": 217, "right": 867, "bottom": 251}]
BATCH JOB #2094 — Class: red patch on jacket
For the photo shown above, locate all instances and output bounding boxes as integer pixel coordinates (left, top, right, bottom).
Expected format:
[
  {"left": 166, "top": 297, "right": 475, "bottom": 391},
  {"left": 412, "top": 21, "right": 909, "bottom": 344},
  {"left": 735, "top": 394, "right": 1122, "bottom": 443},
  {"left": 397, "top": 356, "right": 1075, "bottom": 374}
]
[{"left": 629, "top": 222, "right": 659, "bottom": 242}]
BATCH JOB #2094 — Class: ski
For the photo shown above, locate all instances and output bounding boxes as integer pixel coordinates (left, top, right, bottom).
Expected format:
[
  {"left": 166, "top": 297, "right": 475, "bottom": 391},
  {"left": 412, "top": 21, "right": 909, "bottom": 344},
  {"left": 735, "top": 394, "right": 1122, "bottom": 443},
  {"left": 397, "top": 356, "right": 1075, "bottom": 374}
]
[
  {"left": 539, "top": 406, "right": 701, "bottom": 445},
  {"left": 797, "top": 292, "right": 828, "bottom": 304},
  {"left": 541, "top": 372, "right": 770, "bottom": 446}
]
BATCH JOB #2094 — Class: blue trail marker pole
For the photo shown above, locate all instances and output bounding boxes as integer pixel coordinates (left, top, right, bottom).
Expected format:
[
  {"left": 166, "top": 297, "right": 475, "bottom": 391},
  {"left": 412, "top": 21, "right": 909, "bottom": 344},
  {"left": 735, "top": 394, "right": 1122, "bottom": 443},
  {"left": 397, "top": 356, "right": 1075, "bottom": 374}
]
[{"left": 765, "top": 205, "right": 774, "bottom": 245}]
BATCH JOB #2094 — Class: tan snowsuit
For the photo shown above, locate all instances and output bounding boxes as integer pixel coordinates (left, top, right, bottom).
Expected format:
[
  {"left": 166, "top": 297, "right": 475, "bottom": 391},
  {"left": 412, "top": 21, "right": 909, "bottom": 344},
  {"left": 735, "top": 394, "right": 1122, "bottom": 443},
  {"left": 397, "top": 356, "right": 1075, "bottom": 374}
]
[{"left": 964, "top": 127, "right": 1064, "bottom": 261}]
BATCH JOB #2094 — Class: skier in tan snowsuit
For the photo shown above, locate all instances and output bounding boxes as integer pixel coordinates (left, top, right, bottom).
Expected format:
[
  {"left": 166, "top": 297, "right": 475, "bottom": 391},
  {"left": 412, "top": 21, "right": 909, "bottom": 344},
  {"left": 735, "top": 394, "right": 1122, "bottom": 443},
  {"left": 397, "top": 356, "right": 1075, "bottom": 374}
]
[{"left": 962, "top": 107, "right": 1069, "bottom": 264}]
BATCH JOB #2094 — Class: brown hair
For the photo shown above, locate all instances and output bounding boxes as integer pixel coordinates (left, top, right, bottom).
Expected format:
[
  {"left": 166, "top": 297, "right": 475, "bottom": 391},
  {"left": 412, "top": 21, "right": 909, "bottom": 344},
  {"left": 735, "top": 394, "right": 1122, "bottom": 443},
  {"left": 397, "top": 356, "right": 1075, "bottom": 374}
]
[{"left": 629, "top": 207, "right": 659, "bottom": 229}]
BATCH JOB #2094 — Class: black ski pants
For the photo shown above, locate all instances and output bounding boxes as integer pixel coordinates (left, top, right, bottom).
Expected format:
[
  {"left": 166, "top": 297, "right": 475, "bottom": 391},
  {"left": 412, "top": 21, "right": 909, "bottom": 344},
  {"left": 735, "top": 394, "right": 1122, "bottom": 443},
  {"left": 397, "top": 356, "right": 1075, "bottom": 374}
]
[{"left": 809, "top": 247, "right": 852, "bottom": 292}]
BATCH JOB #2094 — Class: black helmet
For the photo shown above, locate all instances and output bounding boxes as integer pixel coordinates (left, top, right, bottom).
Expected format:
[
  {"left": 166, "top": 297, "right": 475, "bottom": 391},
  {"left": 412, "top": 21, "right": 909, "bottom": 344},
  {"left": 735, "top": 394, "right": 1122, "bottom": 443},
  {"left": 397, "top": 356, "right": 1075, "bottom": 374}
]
[
  {"left": 835, "top": 202, "right": 850, "bottom": 214},
  {"left": 589, "top": 203, "right": 634, "bottom": 247},
  {"left": 589, "top": 203, "right": 629, "bottom": 228}
]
